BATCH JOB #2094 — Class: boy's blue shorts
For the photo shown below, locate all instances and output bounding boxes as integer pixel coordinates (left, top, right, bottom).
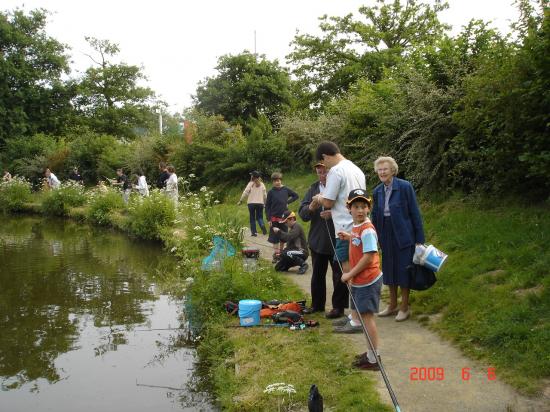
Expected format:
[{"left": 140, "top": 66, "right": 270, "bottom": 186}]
[
  {"left": 350, "top": 277, "right": 382, "bottom": 314},
  {"left": 334, "top": 238, "right": 349, "bottom": 263}
]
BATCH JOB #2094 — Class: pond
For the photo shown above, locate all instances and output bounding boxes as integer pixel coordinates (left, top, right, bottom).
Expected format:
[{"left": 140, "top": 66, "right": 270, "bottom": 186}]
[{"left": 0, "top": 216, "right": 215, "bottom": 412}]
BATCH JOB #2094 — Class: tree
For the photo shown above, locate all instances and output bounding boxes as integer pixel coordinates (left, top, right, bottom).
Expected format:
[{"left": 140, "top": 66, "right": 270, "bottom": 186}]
[
  {"left": 287, "top": 0, "right": 449, "bottom": 108},
  {"left": 74, "top": 37, "right": 156, "bottom": 139},
  {"left": 193, "top": 52, "right": 293, "bottom": 129},
  {"left": 0, "top": 9, "right": 74, "bottom": 145}
]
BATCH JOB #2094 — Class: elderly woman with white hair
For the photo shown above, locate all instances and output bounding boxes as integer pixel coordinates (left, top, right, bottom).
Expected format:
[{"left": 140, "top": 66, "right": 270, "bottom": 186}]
[{"left": 371, "top": 156, "right": 425, "bottom": 322}]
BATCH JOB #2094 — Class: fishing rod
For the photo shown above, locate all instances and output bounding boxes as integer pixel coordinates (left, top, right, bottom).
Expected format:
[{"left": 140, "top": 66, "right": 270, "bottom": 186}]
[{"left": 323, "top": 217, "right": 402, "bottom": 412}]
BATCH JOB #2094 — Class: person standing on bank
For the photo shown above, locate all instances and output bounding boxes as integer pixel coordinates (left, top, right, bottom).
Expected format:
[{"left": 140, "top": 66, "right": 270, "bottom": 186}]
[
  {"left": 69, "top": 167, "right": 83, "bottom": 184},
  {"left": 165, "top": 165, "right": 179, "bottom": 207},
  {"left": 299, "top": 161, "right": 346, "bottom": 315},
  {"left": 134, "top": 170, "right": 150, "bottom": 197},
  {"left": 157, "top": 162, "right": 169, "bottom": 189},
  {"left": 312, "top": 141, "right": 365, "bottom": 323},
  {"left": 237, "top": 171, "right": 267, "bottom": 237},
  {"left": 45, "top": 168, "right": 60, "bottom": 189},
  {"left": 265, "top": 172, "right": 299, "bottom": 262},
  {"left": 112, "top": 168, "right": 131, "bottom": 203},
  {"left": 371, "top": 156, "right": 425, "bottom": 322}
]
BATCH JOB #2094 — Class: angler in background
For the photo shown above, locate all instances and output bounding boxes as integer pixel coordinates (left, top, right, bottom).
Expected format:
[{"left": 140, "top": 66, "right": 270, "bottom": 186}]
[
  {"left": 44, "top": 167, "right": 60, "bottom": 190},
  {"left": 134, "top": 170, "right": 150, "bottom": 197},
  {"left": 272, "top": 210, "right": 309, "bottom": 275}
]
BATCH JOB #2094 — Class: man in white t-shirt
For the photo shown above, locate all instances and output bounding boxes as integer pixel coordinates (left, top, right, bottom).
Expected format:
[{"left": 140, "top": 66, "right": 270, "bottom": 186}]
[{"left": 313, "top": 141, "right": 366, "bottom": 326}]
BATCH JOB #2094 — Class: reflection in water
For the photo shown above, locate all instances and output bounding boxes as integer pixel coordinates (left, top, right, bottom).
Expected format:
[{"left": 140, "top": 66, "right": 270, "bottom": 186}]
[{"left": 0, "top": 216, "right": 215, "bottom": 412}]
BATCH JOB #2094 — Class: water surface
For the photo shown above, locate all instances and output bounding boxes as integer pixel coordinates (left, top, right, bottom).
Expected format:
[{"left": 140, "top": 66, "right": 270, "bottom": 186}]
[{"left": 0, "top": 216, "right": 214, "bottom": 412}]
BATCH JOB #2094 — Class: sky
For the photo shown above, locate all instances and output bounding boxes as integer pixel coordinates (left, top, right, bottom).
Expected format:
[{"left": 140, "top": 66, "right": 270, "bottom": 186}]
[{"left": 4, "top": 0, "right": 520, "bottom": 113}]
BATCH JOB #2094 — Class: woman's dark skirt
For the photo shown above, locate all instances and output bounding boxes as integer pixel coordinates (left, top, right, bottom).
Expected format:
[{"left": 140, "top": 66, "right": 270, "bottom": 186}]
[{"left": 381, "top": 216, "right": 414, "bottom": 288}]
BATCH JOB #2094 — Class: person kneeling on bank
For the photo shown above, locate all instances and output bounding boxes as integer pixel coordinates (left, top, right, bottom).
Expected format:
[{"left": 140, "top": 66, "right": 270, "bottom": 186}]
[{"left": 272, "top": 211, "right": 309, "bottom": 274}]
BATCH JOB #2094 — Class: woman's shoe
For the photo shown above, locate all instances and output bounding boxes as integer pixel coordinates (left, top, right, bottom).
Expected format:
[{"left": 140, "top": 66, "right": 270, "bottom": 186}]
[
  {"left": 378, "top": 307, "right": 399, "bottom": 317},
  {"left": 395, "top": 309, "right": 411, "bottom": 322}
]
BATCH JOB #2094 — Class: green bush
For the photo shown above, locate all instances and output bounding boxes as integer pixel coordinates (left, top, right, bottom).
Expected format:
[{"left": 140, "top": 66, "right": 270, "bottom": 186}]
[
  {"left": 41, "top": 181, "right": 87, "bottom": 216},
  {"left": 86, "top": 186, "right": 125, "bottom": 226},
  {"left": 126, "top": 190, "right": 176, "bottom": 240},
  {"left": 66, "top": 129, "right": 128, "bottom": 185},
  {"left": 0, "top": 176, "right": 32, "bottom": 212}
]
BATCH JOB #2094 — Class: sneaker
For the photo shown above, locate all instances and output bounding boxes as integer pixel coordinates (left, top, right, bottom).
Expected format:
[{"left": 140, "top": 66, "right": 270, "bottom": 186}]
[
  {"left": 297, "top": 263, "right": 308, "bottom": 274},
  {"left": 325, "top": 308, "right": 344, "bottom": 319},
  {"left": 261, "top": 227, "right": 267, "bottom": 235},
  {"left": 333, "top": 322, "right": 362, "bottom": 334},
  {"left": 251, "top": 233, "right": 258, "bottom": 237},
  {"left": 395, "top": 309, "right": 411, "bottom": 322},
  {"left": 331, "top": 316, "right": 350, "bottom": 326},
  {"left": 354, "top": 358, "right": 380, "bottom": 371},
  {"left": 378, "top": 306, "right": 399, "bottom": 317}
]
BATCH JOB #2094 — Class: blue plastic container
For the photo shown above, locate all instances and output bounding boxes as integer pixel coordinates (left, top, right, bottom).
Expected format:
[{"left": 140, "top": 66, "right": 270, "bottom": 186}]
[
  {"left": 421, "top": 245, "right": 448, "bottom": 272},
  {"left": 238, "top": 299, "right": 262, "bottom": 327}
]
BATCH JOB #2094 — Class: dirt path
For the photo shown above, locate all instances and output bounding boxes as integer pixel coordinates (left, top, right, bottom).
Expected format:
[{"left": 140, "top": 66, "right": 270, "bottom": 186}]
[{"left": 242, "top": 231, "right": 548, "bottom": 412}]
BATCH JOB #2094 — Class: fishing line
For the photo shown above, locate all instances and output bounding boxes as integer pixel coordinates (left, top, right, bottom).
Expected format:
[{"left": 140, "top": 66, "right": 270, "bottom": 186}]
[{"left": 323, "top": 217, "right": 402, "bottom": 412}]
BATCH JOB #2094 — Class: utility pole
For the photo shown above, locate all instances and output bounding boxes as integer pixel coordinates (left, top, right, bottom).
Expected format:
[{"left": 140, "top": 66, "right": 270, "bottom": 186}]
[{"left": 158, "top": 107, "right": 163, "bottom": 135}]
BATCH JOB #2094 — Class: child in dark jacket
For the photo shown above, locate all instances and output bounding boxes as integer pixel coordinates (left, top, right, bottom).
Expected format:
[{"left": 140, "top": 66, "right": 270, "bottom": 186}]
[
  {"left": 273, "top": 211, "right": 309, "bottom": 274},
  {"left": 265, "top": 172, "right": 299, "bottom": 262}
]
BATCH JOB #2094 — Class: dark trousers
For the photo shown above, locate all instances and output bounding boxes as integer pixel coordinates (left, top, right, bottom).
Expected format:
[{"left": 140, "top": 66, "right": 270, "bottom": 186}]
[
  {"left": 310, "top": 250, "right": 348, "bottom": 312},
  {"left": 275, "top": 249, "right": 307, "bottom": 271},
  {"left": 247, "top": 203, "right": 266, "bottom": 235}
]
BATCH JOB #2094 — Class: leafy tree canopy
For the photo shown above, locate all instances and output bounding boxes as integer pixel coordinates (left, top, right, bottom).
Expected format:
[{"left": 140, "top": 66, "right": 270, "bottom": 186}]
[
  {"left": 0, "top": 9, "right": 74, "bottom": 145},
  {"left": 74, "top": 37, "right": 156, "bottom": 139},
  {"left": 287, "top": 0, "right": 449, "bottom": 108},
  {"left": 193, "top": 52, "right": 293, "bottom": 129}
]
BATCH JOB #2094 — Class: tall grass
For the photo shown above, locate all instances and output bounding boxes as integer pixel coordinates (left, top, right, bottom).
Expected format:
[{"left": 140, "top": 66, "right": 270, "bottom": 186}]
[{"left": 0, "top": 176, "right": 32, "bottom": 213}]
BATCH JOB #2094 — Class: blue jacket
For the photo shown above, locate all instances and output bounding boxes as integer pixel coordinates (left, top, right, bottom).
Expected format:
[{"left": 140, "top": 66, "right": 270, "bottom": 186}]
[{"left": 371, "top": 177, "right": 425, "bottom": 249}]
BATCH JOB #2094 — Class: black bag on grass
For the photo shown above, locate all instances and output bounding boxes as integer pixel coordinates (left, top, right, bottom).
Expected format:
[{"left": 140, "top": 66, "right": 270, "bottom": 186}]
[
  {"left": 308, "top": 384, "right": 323, "bottom": 412},
  {"left": 407, "top": 264, "right": 437, "bottom": 291}
]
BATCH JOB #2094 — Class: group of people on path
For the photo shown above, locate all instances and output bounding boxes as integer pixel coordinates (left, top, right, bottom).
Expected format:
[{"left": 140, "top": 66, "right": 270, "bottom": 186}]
[{"left": 238, "top": 141, "right": 425, "bottom": 371}]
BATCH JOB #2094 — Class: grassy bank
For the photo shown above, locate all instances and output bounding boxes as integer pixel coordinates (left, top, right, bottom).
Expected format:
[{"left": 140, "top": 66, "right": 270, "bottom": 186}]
[
  {"left": 187, "top": 261, "right": 390, "bottom": 411},
  {"left": 415, "top": 197, "right": 550, "bottom": 394},
  {"left": 223, "top": 173, "right": 550, "bottom": 395}
]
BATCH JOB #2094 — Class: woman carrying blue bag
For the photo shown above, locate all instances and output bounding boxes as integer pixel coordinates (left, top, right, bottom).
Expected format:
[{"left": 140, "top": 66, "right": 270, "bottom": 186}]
[{"left": 371, "top": 156, "right": 425, "bottom": 322}]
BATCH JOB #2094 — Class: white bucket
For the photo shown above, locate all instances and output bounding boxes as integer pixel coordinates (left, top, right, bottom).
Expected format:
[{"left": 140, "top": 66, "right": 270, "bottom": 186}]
[{"left": 419, "top": 245, "right": 448, "bottom": 272}]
